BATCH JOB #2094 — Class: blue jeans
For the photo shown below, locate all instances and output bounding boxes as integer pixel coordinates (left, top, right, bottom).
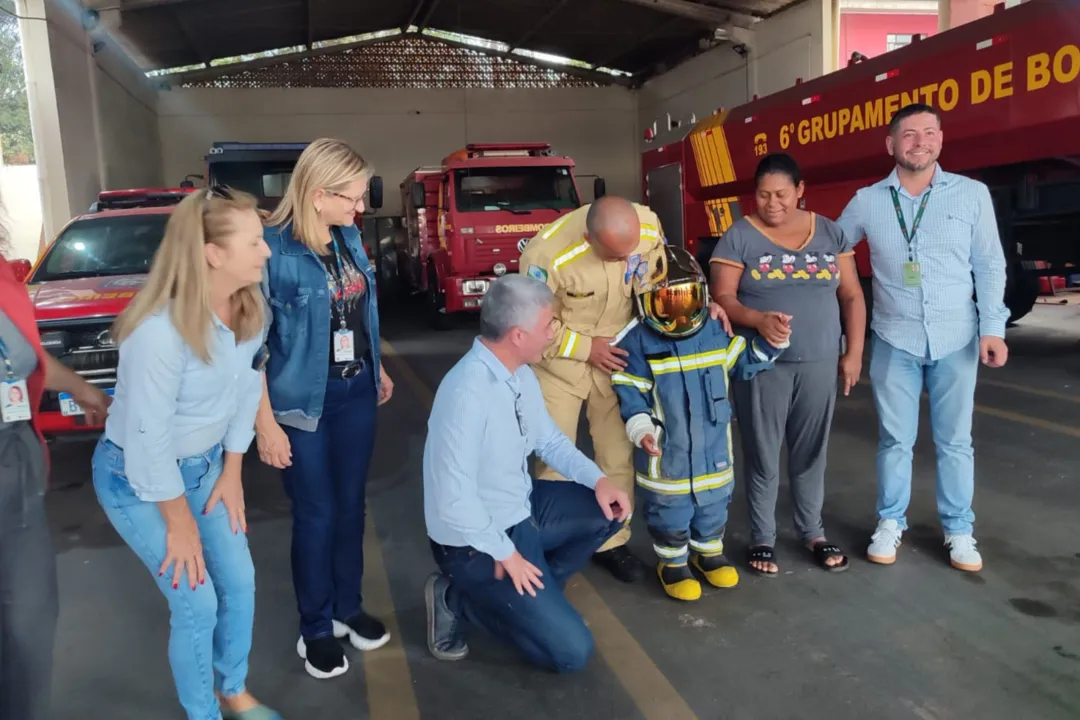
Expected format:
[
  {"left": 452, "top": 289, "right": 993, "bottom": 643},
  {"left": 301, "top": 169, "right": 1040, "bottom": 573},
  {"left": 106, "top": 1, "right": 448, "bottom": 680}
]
[
  {"left": 92, "top": 438, "right": 255, "bottom": 720},
  {"left": 641, "top": 483, "right": 733, "bottom": 564},
  {"left": 430, "top": 479, "right": 622, "bottom": 673},
  {"left": 282, "top": 364, "right": 378, "bottom": 640},
  {"left": 869, "top": 332, "right": 979, "bottom": 535}
]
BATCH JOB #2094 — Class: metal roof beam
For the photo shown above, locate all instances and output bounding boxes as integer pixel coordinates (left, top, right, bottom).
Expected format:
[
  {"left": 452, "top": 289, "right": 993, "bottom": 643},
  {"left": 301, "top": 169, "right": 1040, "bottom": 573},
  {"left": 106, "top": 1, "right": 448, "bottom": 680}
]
[
  {"left": 610, "top": 0, "right": 759, "bottom": 29},
  {"left": 161, "top": 34, "right": 398, "bottom": 85},
  {"left": 593, "top": 14, "right": 683, "bottom": 70},
  {"left": 506, "top": 0, "right": 573, "bottom": 54},
  {"left": 420, "top": 33, "right": 632, "bottom": 87},
  {"left": 401, "top": 0, "right": 426, "bottom": 32},
  {"left": 417, "top": 0, "right": 444, "bottom": 33}
]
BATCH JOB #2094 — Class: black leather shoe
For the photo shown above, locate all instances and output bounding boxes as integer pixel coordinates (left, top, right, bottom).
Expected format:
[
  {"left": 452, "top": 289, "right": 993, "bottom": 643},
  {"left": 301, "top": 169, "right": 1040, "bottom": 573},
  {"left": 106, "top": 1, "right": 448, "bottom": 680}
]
[
  {"left": 592, "top": 545, "right": 646, "bottom": 583},
  {"left": 425, "top": 572, "right": 468, "bottom": 661}
]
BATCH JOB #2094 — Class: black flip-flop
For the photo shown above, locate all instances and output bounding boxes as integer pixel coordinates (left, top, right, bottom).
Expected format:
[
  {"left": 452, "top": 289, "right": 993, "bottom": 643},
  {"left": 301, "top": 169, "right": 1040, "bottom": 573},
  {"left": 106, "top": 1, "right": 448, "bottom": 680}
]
[
  {"left": 748, "top": 545, "right": 778, "bottom": 578},
  {"left": 810, "top": 542, "right": 850, "bottom": 573}
]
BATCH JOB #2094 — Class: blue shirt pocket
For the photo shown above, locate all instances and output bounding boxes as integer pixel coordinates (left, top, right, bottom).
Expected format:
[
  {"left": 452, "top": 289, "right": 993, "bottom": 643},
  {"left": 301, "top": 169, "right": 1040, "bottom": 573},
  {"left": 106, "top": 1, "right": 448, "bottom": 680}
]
[{"left": 268, "top": 288, "right": 314, "bottom": 344}]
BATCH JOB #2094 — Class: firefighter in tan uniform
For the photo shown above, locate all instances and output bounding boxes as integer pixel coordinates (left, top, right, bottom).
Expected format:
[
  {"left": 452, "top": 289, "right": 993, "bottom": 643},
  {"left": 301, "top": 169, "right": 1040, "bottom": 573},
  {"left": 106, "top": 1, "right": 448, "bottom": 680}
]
[{"left": 518, "top": 196, "right": 670, "bottom": 583}]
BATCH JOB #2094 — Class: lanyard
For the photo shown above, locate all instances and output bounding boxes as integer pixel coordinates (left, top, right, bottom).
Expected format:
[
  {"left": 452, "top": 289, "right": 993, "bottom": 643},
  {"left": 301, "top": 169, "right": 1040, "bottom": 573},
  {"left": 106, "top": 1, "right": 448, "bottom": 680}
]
[
  {"left": 889, "top": 186, "right": 931, "bottom": 262},
  {"left": 0, "top": 335, "right": 12, "bottom": 379},
  {"left": 326, "top": 235, "right": 349, "bottom": 330}
]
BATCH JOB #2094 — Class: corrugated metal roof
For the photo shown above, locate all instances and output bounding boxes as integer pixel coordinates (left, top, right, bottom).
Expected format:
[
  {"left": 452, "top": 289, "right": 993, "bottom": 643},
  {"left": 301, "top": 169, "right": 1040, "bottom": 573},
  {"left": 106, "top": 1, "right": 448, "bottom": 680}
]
[{"left": 89, "top": 0, "right": 807, "bottom": 84}]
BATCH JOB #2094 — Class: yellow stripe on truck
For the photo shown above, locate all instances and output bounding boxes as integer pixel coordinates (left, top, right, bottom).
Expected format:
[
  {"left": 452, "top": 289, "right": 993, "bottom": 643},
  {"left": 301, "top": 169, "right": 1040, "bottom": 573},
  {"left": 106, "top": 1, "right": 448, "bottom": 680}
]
[{"left": 687, "top": 112, "right": 737, "bottom": 189}]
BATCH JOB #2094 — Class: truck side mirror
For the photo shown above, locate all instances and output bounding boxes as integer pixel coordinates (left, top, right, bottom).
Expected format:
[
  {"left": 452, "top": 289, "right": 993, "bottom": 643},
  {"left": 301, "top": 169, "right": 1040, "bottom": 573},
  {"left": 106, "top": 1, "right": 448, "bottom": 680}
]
[
  {"left": 10, "top": 259, "right": 31, "bottom": 283},
  {"left": 369, "top": 176, "right": 384, "bottom": 210},
  {"left": 594, "top": 177, "right": 607, "bottom": 200},
  {"left": 411, "top": 182, "right": 426, "bottom": 209}
]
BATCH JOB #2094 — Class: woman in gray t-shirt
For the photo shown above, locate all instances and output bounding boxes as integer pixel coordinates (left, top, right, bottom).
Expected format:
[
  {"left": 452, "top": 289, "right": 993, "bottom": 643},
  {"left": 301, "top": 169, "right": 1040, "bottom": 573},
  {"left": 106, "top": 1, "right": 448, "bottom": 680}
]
[{"left": 710, "top": 153, "right": 867, "bottom": 577}]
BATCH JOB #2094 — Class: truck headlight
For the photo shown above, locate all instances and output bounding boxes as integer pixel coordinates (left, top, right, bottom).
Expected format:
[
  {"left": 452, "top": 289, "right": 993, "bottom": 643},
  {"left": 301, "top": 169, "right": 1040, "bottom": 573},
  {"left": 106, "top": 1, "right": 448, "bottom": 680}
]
[
  {"left": 463, "top": 280, "right": 489, "bottom": 295},
  {"left": 493, "top": 262, "right": 507, "bottom": 276}
]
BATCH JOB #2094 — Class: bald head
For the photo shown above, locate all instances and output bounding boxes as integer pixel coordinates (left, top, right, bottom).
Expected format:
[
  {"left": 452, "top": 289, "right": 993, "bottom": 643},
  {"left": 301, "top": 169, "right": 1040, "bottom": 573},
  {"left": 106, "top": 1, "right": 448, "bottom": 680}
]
[{"left": 585, "top": 195, "right": 641, "bottom": 261}]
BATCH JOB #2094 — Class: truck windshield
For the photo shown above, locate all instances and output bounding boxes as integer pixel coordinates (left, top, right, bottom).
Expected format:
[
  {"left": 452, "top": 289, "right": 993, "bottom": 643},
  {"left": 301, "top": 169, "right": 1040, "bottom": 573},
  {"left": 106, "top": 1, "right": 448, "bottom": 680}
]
[
  {"left": 454, "top": 166, "right": 579, "bottom": 213},
  {"left": 209, "top": 161, "right": 296, "bottom": 210},
  {"left": 30, "top": 214, "right": 169, "bottom": 283}
]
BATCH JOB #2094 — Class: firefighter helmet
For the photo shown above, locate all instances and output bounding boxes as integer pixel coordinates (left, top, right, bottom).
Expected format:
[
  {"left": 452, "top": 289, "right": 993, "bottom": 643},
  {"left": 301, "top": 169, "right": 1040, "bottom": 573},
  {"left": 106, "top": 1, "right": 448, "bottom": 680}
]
[{"left": 633, "top": 243, "right": 709, "bottom": 339}]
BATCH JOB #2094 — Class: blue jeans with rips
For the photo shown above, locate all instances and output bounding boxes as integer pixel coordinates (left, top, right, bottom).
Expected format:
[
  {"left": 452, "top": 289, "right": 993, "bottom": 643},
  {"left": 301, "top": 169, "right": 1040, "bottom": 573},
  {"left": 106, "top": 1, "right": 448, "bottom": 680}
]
[{"left": 92, "top": 438, "right": 255, "bottom": 720}]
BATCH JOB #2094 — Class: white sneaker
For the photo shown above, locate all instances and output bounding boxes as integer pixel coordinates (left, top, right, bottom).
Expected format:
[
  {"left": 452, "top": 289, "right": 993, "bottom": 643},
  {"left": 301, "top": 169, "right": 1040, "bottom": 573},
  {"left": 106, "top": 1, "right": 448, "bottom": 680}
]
[
  {"left": 867, "top": 519, "right": 903, "bottom": 564},
  {"left": 945, "top": 534, "right": 983, "bottom": 572}
]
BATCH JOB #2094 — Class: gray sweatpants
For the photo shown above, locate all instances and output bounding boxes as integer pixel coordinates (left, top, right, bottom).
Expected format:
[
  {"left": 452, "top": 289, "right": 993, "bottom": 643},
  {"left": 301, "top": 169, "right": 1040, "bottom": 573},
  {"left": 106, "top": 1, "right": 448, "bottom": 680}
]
[
  {"left": 0, "top": 422, "right": 58, "bottom": 720},
  {"left": 732, "top": 359, "right": 837, "bottom": 548}
]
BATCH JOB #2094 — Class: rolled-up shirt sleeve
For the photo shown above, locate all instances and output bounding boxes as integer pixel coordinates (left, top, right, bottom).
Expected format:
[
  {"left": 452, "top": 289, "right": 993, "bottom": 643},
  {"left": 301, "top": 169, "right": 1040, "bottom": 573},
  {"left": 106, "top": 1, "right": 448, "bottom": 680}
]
[
  {"left": 522, "top": 370, "right": 604, "bottom": 489},
  {"left": 424, "top": 386, "right": 516, "bottom": 561},
  {"left": 118, "top": 317, "right": 185, "bottom": 502}
]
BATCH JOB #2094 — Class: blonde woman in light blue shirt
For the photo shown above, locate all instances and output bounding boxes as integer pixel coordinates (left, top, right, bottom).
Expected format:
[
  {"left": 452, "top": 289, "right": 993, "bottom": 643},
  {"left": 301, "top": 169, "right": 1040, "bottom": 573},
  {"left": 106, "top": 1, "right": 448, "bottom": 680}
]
[{"left": 90, "top": 187, "right": 284, "bottom": 720}]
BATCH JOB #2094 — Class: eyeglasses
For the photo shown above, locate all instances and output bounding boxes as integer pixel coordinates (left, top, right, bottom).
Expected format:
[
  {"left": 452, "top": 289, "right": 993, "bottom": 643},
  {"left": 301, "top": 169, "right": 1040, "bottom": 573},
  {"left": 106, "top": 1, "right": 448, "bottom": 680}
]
[
  {"left": 326, "top": 189, "right": 366, "bottom": 208},
  {"left": 203, "top": 185, "right": 233, "bottom": 213},
  {"left": 513, "top": 391, "right": 528, "bottom": 439}
]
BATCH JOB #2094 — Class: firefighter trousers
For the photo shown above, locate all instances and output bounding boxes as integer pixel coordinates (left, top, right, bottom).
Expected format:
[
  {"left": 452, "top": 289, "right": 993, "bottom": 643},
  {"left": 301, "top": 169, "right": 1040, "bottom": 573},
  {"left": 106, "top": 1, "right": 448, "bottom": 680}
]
[
  {"left": 642, "top": 484, "right": 733, "bottom": 566},
  {"left": 534, "top": 367, "right": 634, "bottom": 553}
]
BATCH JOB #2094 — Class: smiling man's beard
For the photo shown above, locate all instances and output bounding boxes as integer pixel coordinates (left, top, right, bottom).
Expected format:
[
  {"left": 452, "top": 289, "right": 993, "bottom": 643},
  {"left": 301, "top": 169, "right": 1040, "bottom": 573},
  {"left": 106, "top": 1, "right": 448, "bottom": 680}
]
[{"left": 896, "top": 150, "right": 937, "bottom": 173}]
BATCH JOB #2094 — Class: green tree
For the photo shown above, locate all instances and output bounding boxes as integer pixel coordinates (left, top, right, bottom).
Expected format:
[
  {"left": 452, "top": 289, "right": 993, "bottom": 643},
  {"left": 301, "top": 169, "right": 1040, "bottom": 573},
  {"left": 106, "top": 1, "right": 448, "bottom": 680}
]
[{"left": 0, "top": 1, "right": 34, "bottom": 164}]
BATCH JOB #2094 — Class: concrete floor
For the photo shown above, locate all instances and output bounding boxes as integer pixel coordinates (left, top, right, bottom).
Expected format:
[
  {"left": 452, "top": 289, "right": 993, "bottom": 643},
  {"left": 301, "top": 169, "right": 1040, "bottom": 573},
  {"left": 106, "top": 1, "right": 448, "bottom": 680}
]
[{"left": 44, "top": 302, "right": 1080, "bottom": 720}]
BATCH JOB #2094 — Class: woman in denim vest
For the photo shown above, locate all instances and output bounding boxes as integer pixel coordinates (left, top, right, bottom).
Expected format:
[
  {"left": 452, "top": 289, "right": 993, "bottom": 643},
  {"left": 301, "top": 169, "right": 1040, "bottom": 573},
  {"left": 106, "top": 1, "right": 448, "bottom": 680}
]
[
  {"left": 91, "top": 187, "right": 283, "bottom": 720},
  {"left": 255, "top": 139, "right": 394, "bottom": 680}
]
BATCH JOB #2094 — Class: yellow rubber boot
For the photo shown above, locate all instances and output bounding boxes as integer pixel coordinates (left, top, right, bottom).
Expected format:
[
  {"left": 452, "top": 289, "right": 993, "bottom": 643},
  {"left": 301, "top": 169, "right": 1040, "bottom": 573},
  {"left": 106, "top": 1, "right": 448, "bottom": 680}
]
[
  {"left": 657, "top": 562, "right": 702, "bottom": 601},
  {"left": 691, "top": 553, "right": 739, "bottom": 589}
]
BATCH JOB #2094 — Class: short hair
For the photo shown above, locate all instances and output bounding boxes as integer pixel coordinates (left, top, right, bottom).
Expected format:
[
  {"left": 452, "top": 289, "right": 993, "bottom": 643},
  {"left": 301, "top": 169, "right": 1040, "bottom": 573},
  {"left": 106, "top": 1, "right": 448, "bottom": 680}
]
[
  {"left": 754, "top": 152, "right": 803, "bottom": 189},
  {"left": 479, "top": 274, "right": 554, "bottom": 340},
  {"left": 889, "top": 103, "right": 941, "bottom": 135}
]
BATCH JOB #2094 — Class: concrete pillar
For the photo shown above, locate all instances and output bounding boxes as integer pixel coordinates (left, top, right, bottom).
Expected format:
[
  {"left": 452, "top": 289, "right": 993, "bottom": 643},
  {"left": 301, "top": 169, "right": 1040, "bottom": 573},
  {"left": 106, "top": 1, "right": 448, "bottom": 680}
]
[
  {"left": 938, "top": 0, "right": 951, "bottom": 31},
  {"left": 15, "top": 0, "right": 71, "bottom": 242}
]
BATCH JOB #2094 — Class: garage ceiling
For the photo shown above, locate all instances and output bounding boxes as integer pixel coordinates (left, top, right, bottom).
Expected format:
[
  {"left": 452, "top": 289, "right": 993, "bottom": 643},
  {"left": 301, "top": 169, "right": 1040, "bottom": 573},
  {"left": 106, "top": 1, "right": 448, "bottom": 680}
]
[{"left": 87, "top": 0, "right": 806, "bottom": 86}]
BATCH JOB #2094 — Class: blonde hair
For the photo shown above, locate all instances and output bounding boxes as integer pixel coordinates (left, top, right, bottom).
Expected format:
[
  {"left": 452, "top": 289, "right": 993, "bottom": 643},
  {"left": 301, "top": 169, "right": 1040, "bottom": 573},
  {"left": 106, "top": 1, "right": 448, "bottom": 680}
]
[
  {"left": 265, "top": 138, "right": 373, "bottom": 255},
  {"left": 112, "top": 187, "right": 265, "bottom": 363}
]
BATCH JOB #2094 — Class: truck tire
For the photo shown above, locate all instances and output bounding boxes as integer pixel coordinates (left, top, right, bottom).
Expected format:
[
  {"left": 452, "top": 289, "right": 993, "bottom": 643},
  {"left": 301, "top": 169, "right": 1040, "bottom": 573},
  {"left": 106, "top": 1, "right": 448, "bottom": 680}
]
[
  {"left": 427, "top": 266, "right": 454, "bottom": 331},
  {"left": 1005, "top": 263, "right": 1039, "bottom": 324}
]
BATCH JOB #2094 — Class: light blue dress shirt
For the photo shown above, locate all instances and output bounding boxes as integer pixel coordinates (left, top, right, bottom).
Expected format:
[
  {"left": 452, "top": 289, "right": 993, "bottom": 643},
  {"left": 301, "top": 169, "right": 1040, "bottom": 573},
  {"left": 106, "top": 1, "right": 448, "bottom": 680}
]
[
  {"left": 423, "top": 337, "right": 605, "bottom": 561},
  {"left": 104, "top": 306, "right": 265, "bottom": 502},
  {"left": 836, "top": 164, "right": 1009, "bottom": 360}
]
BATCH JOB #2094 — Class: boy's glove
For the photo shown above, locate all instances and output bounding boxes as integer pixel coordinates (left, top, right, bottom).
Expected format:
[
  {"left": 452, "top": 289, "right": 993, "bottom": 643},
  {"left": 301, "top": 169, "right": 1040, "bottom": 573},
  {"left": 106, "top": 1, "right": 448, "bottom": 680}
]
[{"left": 625, "top": 413, "right": 661, "bottom": 448}]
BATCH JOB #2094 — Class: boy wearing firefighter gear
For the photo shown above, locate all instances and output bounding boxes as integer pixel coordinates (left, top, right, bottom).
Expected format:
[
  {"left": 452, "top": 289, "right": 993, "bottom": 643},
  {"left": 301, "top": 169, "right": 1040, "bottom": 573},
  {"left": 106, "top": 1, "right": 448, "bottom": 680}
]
[
  {"left": 611, "top": 246, "right": 787, "bottom": 601},
  {"left": 517, "top": 196, "right": 668, "bottom": 583}
]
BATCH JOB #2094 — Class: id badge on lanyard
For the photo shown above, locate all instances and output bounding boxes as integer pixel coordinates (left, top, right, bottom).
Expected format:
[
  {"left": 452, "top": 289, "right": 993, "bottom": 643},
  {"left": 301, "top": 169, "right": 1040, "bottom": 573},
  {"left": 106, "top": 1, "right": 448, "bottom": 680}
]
[
  {"left": 890, "top": 186, "right": 930, "bottom": 288},
  {"left": 0, "top": 336, "right": 31, "bottom": 423},
  {"left": 328, "top": 237, "right": 355, "bottom": 363}
]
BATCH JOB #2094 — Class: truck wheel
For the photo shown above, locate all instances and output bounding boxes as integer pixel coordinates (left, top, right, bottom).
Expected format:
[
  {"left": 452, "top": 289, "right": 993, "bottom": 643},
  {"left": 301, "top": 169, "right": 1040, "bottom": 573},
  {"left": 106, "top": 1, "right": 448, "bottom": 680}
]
[
  {"left": 1005, "top": 263, "right": 1039, "bottom": 324},
  {"left": 427, "top": 268, "right": 454, "bottom": 331}
]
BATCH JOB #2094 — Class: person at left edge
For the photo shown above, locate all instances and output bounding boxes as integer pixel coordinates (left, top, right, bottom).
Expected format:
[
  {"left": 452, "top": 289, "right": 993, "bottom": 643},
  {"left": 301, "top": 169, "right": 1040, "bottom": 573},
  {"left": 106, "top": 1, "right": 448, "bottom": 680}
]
[
  {"left": 1, "top": 248, "right": 111, "bottom": 720},
  {"left": 90, "top": 187, "right": 284, "bottom": 720},
  {"left": 518, "top": 195, "right": 732, "bottom": 584},
  {"left": 255, "top": 138, "right": 394, "bottom": 680}
]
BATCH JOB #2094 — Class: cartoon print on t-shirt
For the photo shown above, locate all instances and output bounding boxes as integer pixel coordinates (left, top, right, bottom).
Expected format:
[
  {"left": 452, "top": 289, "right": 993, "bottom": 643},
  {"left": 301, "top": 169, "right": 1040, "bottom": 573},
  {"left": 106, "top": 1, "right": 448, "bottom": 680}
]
[
  {"left": 781, "top": 254, "right": 797, "bottom": 276},
  {"left": 791, "top": 253, "right": 812, "bottom": 280},
  {"left": 822, "top": 252, "right": 838, "bottom": 280},
  {"left": 750, "top": 253, "right": 771, "bottom": 280}
]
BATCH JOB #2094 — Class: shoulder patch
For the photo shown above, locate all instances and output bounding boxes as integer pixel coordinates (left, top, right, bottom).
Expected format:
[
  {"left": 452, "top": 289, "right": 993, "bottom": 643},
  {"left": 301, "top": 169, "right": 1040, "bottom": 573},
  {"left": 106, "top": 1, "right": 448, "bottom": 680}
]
[{"left": 527, "top": 264, "right": 548, "bottom": 282}]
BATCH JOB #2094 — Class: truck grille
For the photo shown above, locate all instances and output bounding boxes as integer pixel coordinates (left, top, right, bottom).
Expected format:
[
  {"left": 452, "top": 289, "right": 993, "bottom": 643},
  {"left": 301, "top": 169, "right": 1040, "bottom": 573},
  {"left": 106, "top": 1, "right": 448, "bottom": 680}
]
[
  {"left": 37, "top": 317, "right": 118, "bottom": 412},
  {"left": 468, "top": 236, "right": 521, "bottom": 272}
]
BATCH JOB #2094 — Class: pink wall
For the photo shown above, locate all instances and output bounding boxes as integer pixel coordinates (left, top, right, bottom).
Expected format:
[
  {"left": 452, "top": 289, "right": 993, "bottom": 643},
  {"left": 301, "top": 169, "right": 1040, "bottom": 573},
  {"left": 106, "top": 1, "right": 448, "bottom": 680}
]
[
  {"left": 948, "top": 0, "right": 1001, "bottom": 27},
  {"left": 839, "top": 13, "right": 940, "bottom": 65}
]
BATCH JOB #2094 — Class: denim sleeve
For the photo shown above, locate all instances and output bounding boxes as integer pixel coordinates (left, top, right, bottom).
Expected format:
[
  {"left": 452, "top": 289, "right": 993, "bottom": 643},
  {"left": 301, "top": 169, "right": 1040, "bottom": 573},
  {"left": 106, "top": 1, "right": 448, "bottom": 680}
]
[
  {"left": 522, "top": 368, "right": 604, "bottom": 490},
  {"left": 970, "top": 182, "right": 1009, "bottom": 339},
  {"left": 117, "top": 316, "right": 186, "bottom": 502},
  {"left": 424, "top": 382, "right": 515, "bottom": 561}
]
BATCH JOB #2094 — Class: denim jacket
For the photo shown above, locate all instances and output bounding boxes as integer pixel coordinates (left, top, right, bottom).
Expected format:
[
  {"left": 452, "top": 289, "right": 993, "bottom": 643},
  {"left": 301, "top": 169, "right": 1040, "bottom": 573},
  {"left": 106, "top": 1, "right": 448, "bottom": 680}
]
[
  {"left": 611, "top": 316, "right": 783, "bottom": 501},
  {"left": 261, "top": 221, "right": 381, "bottom": 432}
]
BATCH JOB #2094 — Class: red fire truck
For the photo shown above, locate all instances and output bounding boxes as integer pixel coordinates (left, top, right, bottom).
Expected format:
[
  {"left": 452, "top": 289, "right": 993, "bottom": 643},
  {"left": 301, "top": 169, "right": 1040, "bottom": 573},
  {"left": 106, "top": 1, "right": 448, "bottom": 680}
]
[
  {"left": 641, "top": 0, "right": 1079, "bottom": 323},
  {"left": 14, "top": 187, "right": 196, "bottom": 437},
  {"left": 397, "top": 143, "right": 602, "bottom": 328}
]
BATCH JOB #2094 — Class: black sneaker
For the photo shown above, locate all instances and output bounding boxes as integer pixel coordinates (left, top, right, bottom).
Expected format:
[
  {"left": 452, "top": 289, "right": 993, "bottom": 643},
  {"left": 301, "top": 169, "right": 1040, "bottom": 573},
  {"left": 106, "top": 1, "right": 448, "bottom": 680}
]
[
  {"left": 296, "top": 635, "right": 348, "bottom": 680},
  {"left": 333, "top": 610, "right": 391, "bottom": 651},
  {"left": 592, "top": 545, "right": 646, "bottom": 583},
  {"left": 424, "top": 572, "right": 468, "bottom": 661}
]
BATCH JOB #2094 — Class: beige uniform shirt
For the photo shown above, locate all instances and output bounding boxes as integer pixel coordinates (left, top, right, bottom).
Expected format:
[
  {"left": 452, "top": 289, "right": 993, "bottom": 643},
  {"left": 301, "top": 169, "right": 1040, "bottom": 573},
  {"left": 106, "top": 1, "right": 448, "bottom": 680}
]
[{"left": 518, "top": 202, "right": 666, "bottom": 398}]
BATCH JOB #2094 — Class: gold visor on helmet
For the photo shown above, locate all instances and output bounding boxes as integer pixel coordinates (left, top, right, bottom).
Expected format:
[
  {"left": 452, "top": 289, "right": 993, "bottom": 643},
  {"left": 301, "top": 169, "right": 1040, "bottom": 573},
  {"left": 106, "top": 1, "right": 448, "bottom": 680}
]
[{"left": 634, "top": 244, "right": 709, "bottom": 339}]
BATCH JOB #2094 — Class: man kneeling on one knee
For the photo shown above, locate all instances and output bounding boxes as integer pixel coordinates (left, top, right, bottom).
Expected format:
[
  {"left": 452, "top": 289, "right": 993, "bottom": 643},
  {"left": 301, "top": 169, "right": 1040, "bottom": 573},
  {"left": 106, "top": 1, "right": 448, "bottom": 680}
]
[{"left": 423, "top": 274, "right": 631, "bottom": 673}]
